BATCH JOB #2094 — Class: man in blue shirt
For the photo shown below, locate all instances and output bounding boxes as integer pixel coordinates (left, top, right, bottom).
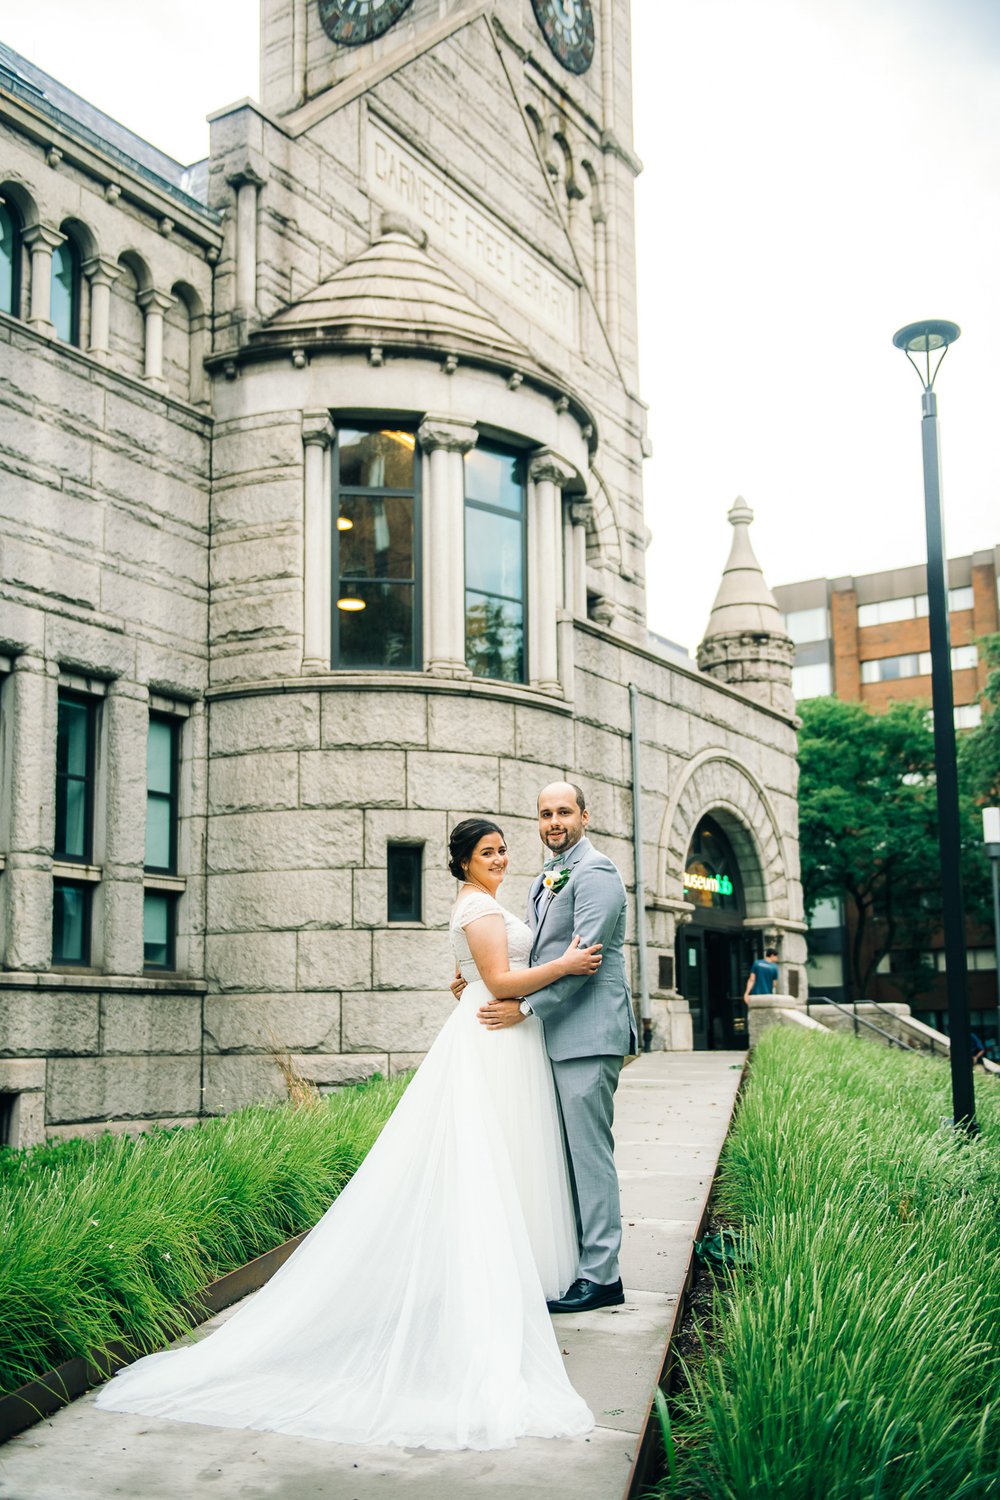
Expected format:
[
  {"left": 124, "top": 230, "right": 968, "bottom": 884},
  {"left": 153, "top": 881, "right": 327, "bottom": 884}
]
[{"left": 743, "top": 948, "right": 780, "bottom": 1002}]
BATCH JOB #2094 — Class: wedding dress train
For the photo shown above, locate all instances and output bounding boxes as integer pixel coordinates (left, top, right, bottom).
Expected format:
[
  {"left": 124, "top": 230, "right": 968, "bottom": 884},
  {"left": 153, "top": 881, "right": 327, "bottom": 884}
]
[{"left": 95, "top": 892, "right": 593, "bottom": 1450}]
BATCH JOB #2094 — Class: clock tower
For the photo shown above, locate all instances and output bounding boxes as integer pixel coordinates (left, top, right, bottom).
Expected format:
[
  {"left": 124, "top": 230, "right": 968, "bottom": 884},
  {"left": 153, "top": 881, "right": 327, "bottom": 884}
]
[{"left": 242, "top": 0, "right": 644, "bottom": 625}]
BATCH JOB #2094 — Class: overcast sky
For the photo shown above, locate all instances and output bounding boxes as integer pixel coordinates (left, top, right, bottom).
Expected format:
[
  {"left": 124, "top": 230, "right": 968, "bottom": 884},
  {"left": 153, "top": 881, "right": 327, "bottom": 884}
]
[{"left": 4, "top": 1, "right": 998, "bottom": 652}]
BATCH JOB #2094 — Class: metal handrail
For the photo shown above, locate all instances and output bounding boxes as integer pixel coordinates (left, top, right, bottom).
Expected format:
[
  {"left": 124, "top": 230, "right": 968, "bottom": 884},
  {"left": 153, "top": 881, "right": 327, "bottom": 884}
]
[{"left": 807, "top": 994, "right": 921, "bottom": 1052}]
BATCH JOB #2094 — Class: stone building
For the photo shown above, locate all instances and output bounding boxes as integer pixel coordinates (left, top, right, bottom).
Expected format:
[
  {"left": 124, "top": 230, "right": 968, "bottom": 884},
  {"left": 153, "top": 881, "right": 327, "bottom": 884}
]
[{"left": 0, "top": 2, "right": 805, "bottom": 1145}]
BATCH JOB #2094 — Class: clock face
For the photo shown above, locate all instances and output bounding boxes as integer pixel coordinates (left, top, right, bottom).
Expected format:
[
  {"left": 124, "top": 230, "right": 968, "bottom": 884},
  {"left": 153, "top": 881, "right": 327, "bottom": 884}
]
[
  {"left": 318, "top": 0, "right": 415, "bottom": 45},
  {"left": 531, "top": 0, "right": 595, "bottom": 75}
]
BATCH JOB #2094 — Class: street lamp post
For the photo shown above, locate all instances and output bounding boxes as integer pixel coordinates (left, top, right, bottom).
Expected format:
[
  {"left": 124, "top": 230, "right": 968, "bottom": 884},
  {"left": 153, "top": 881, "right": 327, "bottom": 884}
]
[
  {"left": 984, "top": 807, "right": 1000, "bottom": 1046},
  {"left": 892, "top": 319, "right": 976, "bottom": 1131}
]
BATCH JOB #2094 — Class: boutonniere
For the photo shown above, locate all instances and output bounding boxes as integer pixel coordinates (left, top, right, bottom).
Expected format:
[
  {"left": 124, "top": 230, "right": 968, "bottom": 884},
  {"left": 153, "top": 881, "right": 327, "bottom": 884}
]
[{"left": 542, "top": 868, "right": 571, "bottom": 897}]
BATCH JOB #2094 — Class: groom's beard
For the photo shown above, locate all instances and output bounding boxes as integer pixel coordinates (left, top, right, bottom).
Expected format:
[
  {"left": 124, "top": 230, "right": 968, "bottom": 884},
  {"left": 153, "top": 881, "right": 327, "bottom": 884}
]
[{"left": 543, "top": 828, "right": 582, "bottom": 854}]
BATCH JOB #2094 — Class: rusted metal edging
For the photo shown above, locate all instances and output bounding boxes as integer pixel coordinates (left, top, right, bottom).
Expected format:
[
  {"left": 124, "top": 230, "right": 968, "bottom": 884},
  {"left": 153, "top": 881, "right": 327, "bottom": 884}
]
[
  {"left": 622, "top": 1054, "right": 750, "bottom": 1500},
  {"left": 0, "top": 1231, "right": 307, "bottom": 1446}
]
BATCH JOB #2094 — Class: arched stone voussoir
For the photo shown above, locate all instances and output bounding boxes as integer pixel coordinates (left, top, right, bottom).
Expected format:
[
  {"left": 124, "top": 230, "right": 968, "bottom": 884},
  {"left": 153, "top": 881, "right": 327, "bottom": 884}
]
[{"left": 657, "top": 750, "right": 793, "bottom": 922}]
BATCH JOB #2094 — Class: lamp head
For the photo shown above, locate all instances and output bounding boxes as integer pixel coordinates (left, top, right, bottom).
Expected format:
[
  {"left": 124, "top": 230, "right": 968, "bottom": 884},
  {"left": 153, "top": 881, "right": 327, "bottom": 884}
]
[{"left": 892, "top": 320, "right": 961, "bottom": 390}]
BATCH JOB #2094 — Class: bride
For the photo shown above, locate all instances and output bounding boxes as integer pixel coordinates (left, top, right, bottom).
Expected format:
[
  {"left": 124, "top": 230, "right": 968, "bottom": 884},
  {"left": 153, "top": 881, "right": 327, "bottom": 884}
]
[{"left": 96, "top": 818, "right": 600, "bottom": 1451}]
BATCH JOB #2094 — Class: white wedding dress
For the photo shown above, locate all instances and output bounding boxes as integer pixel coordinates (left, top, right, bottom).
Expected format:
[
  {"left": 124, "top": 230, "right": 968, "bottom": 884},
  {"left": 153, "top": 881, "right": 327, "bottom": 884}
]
[{"left": 96, "top": 892, "right": 592, "bottom": 1450}]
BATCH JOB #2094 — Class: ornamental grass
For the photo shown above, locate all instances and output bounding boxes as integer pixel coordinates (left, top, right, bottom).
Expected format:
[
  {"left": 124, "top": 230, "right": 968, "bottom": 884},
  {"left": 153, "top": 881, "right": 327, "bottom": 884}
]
[
  {"left": 659, "top": 1027, "right": 1000, "bottom": 1500},
  {"left": 0, "top": 1073, "right": 408, "bottom": 1398}
]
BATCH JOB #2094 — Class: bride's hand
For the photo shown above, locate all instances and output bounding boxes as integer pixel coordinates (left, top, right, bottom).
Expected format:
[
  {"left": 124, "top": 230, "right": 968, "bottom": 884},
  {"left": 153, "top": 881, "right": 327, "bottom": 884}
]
[{"left": 560, "top": 935, "right": 602, "bottom": 976}]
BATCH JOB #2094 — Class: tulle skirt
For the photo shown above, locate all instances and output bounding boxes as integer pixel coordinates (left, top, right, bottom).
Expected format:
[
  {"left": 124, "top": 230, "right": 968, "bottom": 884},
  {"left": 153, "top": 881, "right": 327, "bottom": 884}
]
[{"left": 95, "top": 982, "right": 592, "bottom": 1450}]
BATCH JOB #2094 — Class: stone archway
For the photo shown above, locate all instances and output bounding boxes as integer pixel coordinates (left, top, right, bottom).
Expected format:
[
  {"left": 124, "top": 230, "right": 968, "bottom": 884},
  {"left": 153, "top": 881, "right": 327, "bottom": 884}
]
[{"left": 658, "top": 750, "right": 790, "bottom": 921}]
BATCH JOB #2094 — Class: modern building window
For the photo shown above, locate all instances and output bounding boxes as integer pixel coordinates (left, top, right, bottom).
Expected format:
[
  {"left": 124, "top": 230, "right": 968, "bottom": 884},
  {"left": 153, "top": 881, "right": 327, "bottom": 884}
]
[
  {"left": 332, "top": 425, "right": 419, "bottom": 669},
  {"left": 55, "top": 691, "right": 96, "bottom": 862},
  {"left": 0, "top": 201, "right": 21, "bottom": 317},
  {"left": 51, "top": 237, "right": 81, "bottom": 345},
  {"left": 809, "top": 896, "right": 842, "bottom": 930},
  {"left": 464, "top": 443, "right": 526, "bottom": 683},
  {"left": 143, "top": 891, "right": 176, "bottom": 969},
  {"left": 954, "top": 703, "right": 982, "bottom": 730},
  {"left": 858, "top": 587, "right": 972, "bottom": 628},
  {"left": 387, "top": 844, "right": 422, "bottom": 922},
  {"left": 791, "top": 661, "right": 832, "bottom": 700},
  {"left": 857, "top": 595, "right": 925, "bottom": 628},
  {"left": 53, "top": 880, "right": 91, "bottom": 966},
  {"left": 806, "top": 952, "right": 843, "bottom": 989},
  {"left": 146, "top": 715, "right": 179, "bottom": 873},
  {"left": 861, "top": 646, "right": 977, "bottom": 684},
  {"left": 782, "top": 606, "right": 829, "bottom": 645}
]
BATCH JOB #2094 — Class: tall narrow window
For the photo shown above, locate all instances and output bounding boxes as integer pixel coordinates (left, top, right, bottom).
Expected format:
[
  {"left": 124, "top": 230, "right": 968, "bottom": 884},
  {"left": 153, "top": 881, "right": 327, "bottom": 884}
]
[
  {"left": 0, "top": 202, "right": 21, "bottom": 318},
  {"left": 144, "top": 715, "right": 179, "bottom": 970},
  {"left": 333, "top": 425, "right": 419, "bottom": 669},
  {"left": 51, "top": 237, "right": 81, "bottom": 345},
  {"left": 146, "top": 715, "right": 179, "bottom": 873},
  {"left": 464, "top": 444, "right": 526, "bottom": 682},
  {"left": 387, "top": 844, "right": 422, "bottom": 923},
  {"left": 53, "top": 691, "right": 97, "bottom": 966},
  {"left": 53, "top": 882, "right": 91, "bottom": 966},
  {"left": 55, "top": 692, "right": 95, "bottom": 863}
]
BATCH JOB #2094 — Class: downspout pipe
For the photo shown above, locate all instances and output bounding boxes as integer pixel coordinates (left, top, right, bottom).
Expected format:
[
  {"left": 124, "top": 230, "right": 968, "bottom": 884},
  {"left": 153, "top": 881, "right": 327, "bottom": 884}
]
[{"left": 628, "top": 682, "right": 653, "bottom": 1050}]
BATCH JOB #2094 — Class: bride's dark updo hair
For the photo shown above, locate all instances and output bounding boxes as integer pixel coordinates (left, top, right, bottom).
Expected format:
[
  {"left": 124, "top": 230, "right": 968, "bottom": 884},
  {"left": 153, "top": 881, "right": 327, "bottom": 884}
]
[{"left": 449, "top": 819, "right": 504, "bottom": 881}]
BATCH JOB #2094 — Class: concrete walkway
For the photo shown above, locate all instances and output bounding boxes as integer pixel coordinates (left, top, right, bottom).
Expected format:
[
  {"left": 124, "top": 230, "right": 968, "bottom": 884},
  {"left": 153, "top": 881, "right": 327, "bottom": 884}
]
[{"left": 0, "top": 1052, "right": 745, "bottom": 1500}]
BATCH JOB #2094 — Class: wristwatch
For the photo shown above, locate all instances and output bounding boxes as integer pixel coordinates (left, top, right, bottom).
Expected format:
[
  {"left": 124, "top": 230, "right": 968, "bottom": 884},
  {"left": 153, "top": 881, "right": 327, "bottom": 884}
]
[{"left": 519, "top": 1000, "right": 533, "bottom": 1017}]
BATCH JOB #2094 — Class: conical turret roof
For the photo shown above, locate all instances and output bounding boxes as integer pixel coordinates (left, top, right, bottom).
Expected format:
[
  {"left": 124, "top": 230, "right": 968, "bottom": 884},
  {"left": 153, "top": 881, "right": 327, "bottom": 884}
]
[{"left": 701, "top": 497, "right": 785, "bottom": 639}]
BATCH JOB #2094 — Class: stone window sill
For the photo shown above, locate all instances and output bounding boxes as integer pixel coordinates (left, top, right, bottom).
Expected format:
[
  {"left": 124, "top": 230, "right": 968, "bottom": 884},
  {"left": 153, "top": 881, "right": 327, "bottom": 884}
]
[
  {"left": 144, "top": 873, "right": 186, "bottom": 893},
  {"left": 0, "top": 971, "right": 207, "bottom": 994},
  {"left": 52, "top": 862, "right": 102, "bottom": 884}
]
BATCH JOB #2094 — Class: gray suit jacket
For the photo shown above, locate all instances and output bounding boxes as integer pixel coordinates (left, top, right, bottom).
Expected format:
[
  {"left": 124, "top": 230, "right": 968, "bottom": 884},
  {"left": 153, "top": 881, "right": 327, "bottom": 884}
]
[{"left": 527, "top": 836, "right": 638, "bottom": 1062}]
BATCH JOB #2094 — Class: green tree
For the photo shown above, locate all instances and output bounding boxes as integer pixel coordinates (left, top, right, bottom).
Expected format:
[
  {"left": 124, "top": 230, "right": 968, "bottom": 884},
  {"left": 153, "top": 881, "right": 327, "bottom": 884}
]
[
  {"left": 959, "top": 631, "right": 1000, "bottom": 804},
  {"left": 798, "top": 698, "right": 941, "bottom": 1000}
]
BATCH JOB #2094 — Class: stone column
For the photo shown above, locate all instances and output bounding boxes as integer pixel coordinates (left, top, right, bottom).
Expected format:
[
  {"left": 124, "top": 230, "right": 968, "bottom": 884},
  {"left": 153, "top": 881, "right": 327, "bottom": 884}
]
[
  {"left": 528, "top": 452, "right": 573, "bottom": 694},
  {"left": 569, "top": 499, "right": 592, "bottom": 616},
  {"left": 228, "top": 164, "right": 267, "bottom": 321},
  {"left": 2, "top": 655, "right": 58, "bottom": 970},
  {"left": 418, "top": 417, "right": 478, "bottom": 677},
  {"left": 100, "top": 680, "right": 149, "bottom": 976},
  {"left": 138, "top": 288, "right": 174, "bottom": 389},
  {"left": 23, "top": 222, "right": 65, "bottom": 335},
  {"left": 178, "top": 699, "right": 207, "bottom": 978},
  {"left": 82, "top": 256, "right": 120, "bottom": 361},
  {"left": 592, "top": 208, "right": 608, "bottom": 329},
  {"left": 302, "top": 411, "right": 335, "bottom": 672}
]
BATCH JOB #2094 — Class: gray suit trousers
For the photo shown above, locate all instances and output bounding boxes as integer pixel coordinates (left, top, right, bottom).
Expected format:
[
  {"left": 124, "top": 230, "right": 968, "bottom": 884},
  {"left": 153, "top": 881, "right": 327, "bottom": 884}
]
[{"left": 550, "top": 1053, "right": 624, "bottom": 1286}]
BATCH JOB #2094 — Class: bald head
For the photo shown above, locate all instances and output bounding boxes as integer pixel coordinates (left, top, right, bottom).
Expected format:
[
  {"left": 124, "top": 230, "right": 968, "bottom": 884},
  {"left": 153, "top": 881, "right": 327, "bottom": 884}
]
[{"left": 537, "top": 782, "right": 589, "bottom": 856}]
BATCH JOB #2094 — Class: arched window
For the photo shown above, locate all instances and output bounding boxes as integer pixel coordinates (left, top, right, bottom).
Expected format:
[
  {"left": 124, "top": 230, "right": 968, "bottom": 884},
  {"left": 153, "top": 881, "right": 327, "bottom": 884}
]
[
  {"left": 0, "top": 200, "right": 21, "bottom": 317},
  {"left": 684, "top": 816, "right": 744, "bottom": 917},
  {"left": 51, "top": 237, "right": 81, "bottom": 344},
  {"left": 332, "top": 425, "right": 420, "bottom": 669},
  {"left": 464, "top": 443, "right": 527, "bottom": 683}
]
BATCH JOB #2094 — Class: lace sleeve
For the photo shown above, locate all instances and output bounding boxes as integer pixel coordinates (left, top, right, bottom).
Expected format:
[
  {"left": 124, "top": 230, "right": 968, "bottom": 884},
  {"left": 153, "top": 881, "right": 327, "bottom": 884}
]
[{"left": 454, "top": 892, "right": 502, "bottom": 928}]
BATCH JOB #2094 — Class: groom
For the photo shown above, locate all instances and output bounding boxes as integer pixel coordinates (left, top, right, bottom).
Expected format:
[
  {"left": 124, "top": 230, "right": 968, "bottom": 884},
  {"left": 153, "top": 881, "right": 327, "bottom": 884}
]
[{"left": 477, "top": 782, "right": 638, "bottom": 1313}]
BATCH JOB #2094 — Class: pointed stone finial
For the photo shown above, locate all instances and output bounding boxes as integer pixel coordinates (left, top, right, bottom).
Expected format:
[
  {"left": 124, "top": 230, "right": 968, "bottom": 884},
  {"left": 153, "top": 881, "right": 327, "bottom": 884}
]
[
  {"left": 697, "top": 498, "right": 794, "bottom": 716},
  {"left": 702, "top": 497, "right": 784, "bottom": 638}
]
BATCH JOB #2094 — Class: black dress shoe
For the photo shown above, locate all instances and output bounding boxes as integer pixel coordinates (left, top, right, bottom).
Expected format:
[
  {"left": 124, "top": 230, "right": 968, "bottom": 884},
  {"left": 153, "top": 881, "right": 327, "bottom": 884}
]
[{"left": 546, "top": 1277, "right": 625, "bottom": 1314}]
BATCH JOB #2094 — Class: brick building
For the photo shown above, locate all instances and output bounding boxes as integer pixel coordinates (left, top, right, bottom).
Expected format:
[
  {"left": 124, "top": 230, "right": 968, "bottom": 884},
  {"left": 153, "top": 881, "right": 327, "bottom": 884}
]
[{"left": 774, "top": 550, "right": 999, "bottom": 1039}]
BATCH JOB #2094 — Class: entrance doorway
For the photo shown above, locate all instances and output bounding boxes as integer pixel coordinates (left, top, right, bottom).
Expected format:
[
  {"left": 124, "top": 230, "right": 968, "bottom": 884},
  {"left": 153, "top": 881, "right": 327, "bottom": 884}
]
[
  {"left": 679, "top": 928, "right": 752, "bottom": 1049},
  {"left": 677, "top": 815, "right": 753, "bottom": 1050}
]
